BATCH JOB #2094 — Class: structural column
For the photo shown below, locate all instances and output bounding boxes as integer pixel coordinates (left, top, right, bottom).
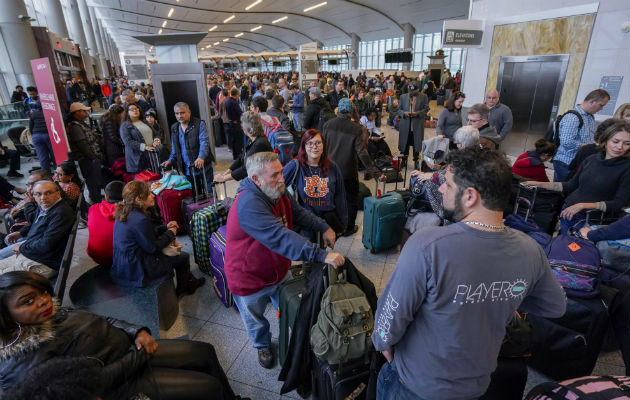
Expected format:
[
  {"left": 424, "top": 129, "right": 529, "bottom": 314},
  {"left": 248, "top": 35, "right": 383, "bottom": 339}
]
[
  {"left": 43, "top": 0, "right": 69, "bottom": 38},
  {"left": 0, "top": 0, "right": 41, "bottom": 88},
  {"left": 87, "top": 6, "right": 108, "bottom": 76},
  {"left": 73, "top": 0, "right": 99, "bottom": 78},
  {"left": 350, "top": 33, "right": 360, "bottom": 70},
  {"left": 402, "top": 23, "right": 415, "bottom": 71}
]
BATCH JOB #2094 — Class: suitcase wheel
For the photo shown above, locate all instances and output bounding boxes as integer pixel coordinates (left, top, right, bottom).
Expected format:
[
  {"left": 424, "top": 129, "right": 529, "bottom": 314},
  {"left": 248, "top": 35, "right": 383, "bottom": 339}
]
[{"left": 370, "top": 249, "right": 376, "bottom": 254}]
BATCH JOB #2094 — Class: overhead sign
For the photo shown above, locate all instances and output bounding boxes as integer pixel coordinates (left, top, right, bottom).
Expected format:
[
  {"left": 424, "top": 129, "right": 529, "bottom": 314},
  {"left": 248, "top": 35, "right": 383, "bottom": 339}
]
[
  {"left": 124, "top": 56, "right": 149, "bottom": 82},
  {"left": 299, "top": 52, "right": 319, "bottom": 89},
  {"left": 599, "top": 75, "right": 623, "bottom": 116},
  {"left": 30, "top": 57, "right": 70, "bottom": 164},
  {"left": 443, "top": 19, "right": 485, "bottom": 48}
]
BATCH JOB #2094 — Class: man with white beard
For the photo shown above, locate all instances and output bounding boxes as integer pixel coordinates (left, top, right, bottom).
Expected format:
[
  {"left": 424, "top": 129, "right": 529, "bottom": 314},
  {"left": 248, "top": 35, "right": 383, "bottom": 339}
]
[{"left": 224, "top": 152, "right": 344, "bottom": 369}]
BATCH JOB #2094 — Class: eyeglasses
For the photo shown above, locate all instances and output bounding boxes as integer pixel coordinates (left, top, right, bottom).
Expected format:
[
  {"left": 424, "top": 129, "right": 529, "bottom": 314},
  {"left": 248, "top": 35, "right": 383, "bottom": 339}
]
[
  {"left": 305, "top": 141, "right": 323, "bottom": 148},
  {"left": 467, "top": 118, "right": 482, "bottom": 124}
]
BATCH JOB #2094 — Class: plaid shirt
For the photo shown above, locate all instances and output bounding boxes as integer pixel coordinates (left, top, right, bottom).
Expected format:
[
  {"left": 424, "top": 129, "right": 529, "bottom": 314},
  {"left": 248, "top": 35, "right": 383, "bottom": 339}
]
[{"left": 555, "top": 105, "right": 595, "bottom": 165}]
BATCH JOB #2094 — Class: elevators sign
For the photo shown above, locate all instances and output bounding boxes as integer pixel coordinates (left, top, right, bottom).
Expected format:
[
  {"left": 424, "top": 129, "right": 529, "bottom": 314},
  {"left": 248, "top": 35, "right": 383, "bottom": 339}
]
[
  {"left": 299, "top": 52, "right": 319, "bottom": 89},
  {"left": 30, "top": 57, "right": 70, "bottom": 164},
  {"left": 443, "top": 20, "right": 485, "bottom": 48}
]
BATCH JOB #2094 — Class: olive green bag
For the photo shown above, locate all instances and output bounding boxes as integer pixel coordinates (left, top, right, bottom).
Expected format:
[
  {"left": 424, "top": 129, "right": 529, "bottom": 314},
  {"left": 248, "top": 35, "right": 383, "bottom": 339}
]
[{"left": 310, "top": 265, "right": 374, "bottom": 365}]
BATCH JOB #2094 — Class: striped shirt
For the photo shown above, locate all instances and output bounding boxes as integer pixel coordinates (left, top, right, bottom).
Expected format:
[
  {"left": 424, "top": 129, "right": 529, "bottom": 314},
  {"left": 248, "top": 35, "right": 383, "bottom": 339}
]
[{"left": 554, "top": 105, "right": 595, "bottom": 165}]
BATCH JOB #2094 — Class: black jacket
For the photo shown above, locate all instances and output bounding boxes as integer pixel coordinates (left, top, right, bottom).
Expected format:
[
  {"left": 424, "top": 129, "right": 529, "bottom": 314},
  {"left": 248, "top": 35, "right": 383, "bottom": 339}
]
[
  {"left": 20, "top": 199, "right": 75, "bottom": 269},
  {"left": 228, "top": 136, "right": 272, "bottom": 181},
  {"left": 29, "top": 109, "right": 47, "bottom": 134},
  {"left": 279, "top": 260, "right": 379, "bottom": 395},
  {"left": 323, "top": 114, "right": 379, "bottom": 179},
  {"left": 0, "top": 306, "right": 149, "bottom": 398},
  {"left": 101, "top": 118, "right": 124, "bottom": 168},
  {"left": 303, "top": 97, "right": 327, "bottom": 130},
  {"left": 327, "top": 89, "right": 347, "bottom": 110}
]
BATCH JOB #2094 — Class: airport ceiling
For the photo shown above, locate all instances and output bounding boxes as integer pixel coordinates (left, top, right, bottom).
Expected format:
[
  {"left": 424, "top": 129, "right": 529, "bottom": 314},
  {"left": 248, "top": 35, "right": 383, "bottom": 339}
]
[{"left": 91, "top": 0, "right": 469, "bottom": 56}]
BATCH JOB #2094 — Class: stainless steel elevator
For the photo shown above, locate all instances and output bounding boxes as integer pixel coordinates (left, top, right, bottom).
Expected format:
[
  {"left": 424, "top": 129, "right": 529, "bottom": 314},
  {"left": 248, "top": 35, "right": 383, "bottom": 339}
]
[{"left": 496, "top": 55, "right": 570, "bottom": 135}]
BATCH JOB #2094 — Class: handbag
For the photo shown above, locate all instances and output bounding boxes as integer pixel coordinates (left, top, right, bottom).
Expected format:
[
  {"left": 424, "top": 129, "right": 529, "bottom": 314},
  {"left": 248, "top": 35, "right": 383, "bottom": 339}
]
[{"left": 161, "top": 239, "right": 183, "bottom": 257}]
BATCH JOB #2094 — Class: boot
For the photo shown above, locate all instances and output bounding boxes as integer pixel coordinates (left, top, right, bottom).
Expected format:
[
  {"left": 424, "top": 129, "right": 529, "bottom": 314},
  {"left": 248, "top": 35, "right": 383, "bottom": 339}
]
[{"left": 176, "top": 270, "right": 206, "bottom": 297}]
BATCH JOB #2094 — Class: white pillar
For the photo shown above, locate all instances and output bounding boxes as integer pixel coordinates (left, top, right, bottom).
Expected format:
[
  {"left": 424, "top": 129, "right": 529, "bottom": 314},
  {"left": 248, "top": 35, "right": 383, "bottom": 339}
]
[
  {"left": 402, "top": 23, "right": 415, "bottom": 71},
  {"left": 43, "top": 0, "right": 69, "bottom": 38},
  {"left": 0, "top": 0, "right": 41, "bottom": 88},
  {"left": 73, "top": 0, "right": 99, "bottom": 78},
  {"left": 87, "top": 6, "right": 108, "bottom": 76},
  {"left": 350, "top": 33, "right": 360, "bottom": 70}
]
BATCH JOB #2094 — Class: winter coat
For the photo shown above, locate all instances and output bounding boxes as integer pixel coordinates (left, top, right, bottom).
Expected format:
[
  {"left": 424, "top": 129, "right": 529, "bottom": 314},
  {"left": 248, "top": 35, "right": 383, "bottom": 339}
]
[
  {"left": 87, "top": 201, "right": 117, "bottom": 266},
  {"left": 0, "top": 304, "right": 149, "bottom": 399},
  {"left": 397, "top": 93, "right": 429, "bottom": 152},
  {"left": 111, "top": 209, "right": 176, "bottom": 287},
  {"left": 101, "top": 118, "right": 124, "bottom": 168},
  {"left": 120, "top": 120, "right": 157, "bottom": 173}
]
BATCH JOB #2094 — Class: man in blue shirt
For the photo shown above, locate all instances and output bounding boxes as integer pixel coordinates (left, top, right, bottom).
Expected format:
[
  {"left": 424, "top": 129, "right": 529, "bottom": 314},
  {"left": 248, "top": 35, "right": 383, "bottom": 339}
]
[
  {"left": 290, "top": 84, "right": 304, "bottom": 132},
  {"left": 162, "top": 102, "right": 214, "bottom": 194},
  {"left": 554, "top": 89, "right": 609, "bottom": 182}
]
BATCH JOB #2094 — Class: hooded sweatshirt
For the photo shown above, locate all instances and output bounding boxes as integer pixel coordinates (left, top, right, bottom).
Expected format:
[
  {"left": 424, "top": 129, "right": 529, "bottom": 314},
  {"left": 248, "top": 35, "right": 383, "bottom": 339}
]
[
  {"left": 512, "top": 151, "right": 549, "bottom": 182},
  {"left": 224, "top": 178, "right": 329, "bottom": 296},
  {"left": 87, "top": 201, "right": 117, "bottom": 266}
]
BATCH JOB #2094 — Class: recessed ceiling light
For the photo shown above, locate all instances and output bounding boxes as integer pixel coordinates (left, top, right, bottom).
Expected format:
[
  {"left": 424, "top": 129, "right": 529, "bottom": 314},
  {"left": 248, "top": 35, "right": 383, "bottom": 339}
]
[
  {"left": 272, "top": 16, "right": 287, "bottom": 24},
  {"left": 158, "top": 29, "right": 163, "bottom": 34},
  {"left": 206, "top": 45, "right": 211, "bottom": 48},
  {"left": 214, "top": 42, "right": 220, "bottom": 45},
  {"left": 208, "top": 25, "right": 218, "bottom": 32},
  {"left": 303, "top": 2, "right": 327, "bottom": 12},
  {"left": 223, "top": 38, "right": 229, "bottom": 42},
  {"left": 245, "top": 0, "right": 262, "bottom": 10},
  {"left": 162, "top": 20, "right": 167, "bottom": 27},
  {"left": 235, "top": 32, "right": 244, "bottom": 37},
  {"left": 250, "top": 25, "right": 262, "bottom": 32},
  {"left": 223, "top": 14, "right": 235, "bottom": 23},
  {"left": 168, "top": 8, "right": 174, "bottom": 17}
]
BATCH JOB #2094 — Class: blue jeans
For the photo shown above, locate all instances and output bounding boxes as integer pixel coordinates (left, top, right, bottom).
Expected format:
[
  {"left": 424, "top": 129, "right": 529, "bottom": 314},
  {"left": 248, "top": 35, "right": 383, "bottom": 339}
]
[
  {"left": 232, "top": 271, "right": 291, "bottom": 349},
  {"left": 32, "top": 132, "right": 56, "bottom": 172},
  {"left": 377, "top": 360, "right": 424, "bottom": 400},
  {"left": 292, "top": 112, "right": 303, "bottom": 132},
  {"left": 0, "top": 237, "right": 26, "bottom": 260},
  {"left": 553, "top": 160, "right": 570, "bottom": 182},
  {"left": 559, "top": 204, "right": 587, "bottom": 234}
]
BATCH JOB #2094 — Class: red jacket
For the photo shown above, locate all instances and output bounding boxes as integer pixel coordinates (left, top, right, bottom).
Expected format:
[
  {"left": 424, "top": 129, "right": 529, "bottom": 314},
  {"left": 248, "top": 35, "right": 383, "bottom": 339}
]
[
  {"left": 87, "top": 201, "right": 117, "bottom": 266},
  {"left": 512, "top": 151, "right": 549, "bottom": 182}
]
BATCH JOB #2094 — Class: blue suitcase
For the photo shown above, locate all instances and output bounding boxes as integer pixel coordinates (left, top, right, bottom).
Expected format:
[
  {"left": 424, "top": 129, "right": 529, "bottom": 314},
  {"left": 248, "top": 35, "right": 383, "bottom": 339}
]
[{"left": 362, "top": 181, "right": 406, "bottom": 253}]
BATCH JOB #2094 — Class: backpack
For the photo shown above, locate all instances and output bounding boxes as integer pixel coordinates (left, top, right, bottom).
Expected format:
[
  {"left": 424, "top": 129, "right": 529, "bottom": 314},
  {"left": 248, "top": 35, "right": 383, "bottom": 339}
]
[
  {"left": 546, "top": 234, "right": 601, "bottom": 298},
  {"left": 543, "top": 110, "right": 584, "bottom": 147},
  {"left": 261, "top": 116, "right": 295, "bottom": 165},
  {"left": 525, "top": 375, "right": 630, "bottom": 400},
  {"left": 310, "top": 265, "right": 374, "bottom": 365},
  {"left": 317, "top": 104, "right": 336, "bottom": 132}
]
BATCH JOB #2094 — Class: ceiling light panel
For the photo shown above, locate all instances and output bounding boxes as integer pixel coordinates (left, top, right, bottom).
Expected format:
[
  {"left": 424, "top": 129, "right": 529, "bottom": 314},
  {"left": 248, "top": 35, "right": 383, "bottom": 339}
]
[
  {"left": 235, "top": 32, "right": 244, "bottom": 37},
  {"left": 162, "top": 20, "right": 167, "bottom": 27},
  {"left": 223, "top": 15, "right": 235, "bottom": 23},
  {"left": 303, "top": 2, "right": 327, "bottom": 12},
  {"left": 223, "top": 38, "right": 229, "bottom": 42},
  {"left": 209, "top": 25, "right": 218, "bottom": 31},
  {"left": 272, "top": 16, "right": 288, "bottom": 24},
  {"left": 158, "top": 29, "right": 163, "bottom": 34},
  {"left": 167, "top": 8, "right": 174, "bottom": 17},
  {"left": 250, "top": 25, "right": 262, "bottom": 32},
  {"left": 245, "top": 0, "right": 262, "bottom": 10}
]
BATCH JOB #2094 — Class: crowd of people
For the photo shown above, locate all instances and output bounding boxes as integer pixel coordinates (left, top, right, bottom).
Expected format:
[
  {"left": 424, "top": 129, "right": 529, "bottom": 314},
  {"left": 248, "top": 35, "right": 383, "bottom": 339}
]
[{"left": 0, "top": 66, "right": 628, "bottom": 400}]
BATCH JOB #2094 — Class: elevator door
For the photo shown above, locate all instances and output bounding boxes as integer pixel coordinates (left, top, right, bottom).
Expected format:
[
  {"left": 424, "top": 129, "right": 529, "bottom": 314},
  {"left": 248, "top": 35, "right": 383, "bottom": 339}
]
[{"left": 497, "top": 55, "right": 569, "bottom": 135}]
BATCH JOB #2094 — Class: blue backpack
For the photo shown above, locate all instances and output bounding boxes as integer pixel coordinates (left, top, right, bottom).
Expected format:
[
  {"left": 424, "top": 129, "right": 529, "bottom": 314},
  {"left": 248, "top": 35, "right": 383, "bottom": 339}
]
[
  {"left": 261, "top": 116, "right": 295, "bottom": 165},
  {"left": 546, "top": 234, "right": 602, "bottom": 298}
]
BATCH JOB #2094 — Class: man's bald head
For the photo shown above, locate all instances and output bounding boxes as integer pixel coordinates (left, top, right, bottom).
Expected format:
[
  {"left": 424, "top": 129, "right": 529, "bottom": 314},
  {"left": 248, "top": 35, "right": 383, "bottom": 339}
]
[{"left": 485, "top": 89, "right": 499, "bottom": 108}]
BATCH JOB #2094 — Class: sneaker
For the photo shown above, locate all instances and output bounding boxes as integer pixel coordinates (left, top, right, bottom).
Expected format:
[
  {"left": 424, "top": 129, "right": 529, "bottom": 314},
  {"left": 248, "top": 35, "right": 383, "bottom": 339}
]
[
  {"left": 7, "top": 170, "right": 24, "bottom": 178},
  {"left": 341, "top": 225, "right": 359, "bottom": 237},
  {"left": 258, "top": 348, "right": 274, "bottom": 369}
]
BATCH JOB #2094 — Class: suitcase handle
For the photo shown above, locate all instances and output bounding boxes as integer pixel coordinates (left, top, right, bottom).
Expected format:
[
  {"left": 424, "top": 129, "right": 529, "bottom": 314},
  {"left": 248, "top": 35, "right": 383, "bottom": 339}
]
[
  {"left": 189, "top": 165, "right": 216, "bottom": 202},
  {"left": 374, "top": 178, "right": 386, "bottom": 198}
]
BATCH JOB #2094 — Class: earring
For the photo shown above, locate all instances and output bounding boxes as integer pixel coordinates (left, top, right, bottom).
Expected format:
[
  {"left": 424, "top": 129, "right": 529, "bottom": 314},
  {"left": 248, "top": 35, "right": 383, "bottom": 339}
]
[{"left": 0, "top": 322, "right": 22, "bottom": 349}]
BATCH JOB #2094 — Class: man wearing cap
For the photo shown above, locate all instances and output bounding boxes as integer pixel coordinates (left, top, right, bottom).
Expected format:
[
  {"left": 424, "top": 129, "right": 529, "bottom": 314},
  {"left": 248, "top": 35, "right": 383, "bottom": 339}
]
[
  {"left": 66, "top": 102, "right": 103, "bottom": 204},
  {"left": 323, "top": 98, "right": 381, "bottom": 236},
  {"left": 87, "top": 181, "right": 124, "bottom": 266}
]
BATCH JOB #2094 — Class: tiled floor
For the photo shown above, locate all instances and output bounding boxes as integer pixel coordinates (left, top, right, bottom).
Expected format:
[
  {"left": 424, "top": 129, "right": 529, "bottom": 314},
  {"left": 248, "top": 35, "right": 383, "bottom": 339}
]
[{"left": 28, "top": 103, "right": 623, "bottom": 399}]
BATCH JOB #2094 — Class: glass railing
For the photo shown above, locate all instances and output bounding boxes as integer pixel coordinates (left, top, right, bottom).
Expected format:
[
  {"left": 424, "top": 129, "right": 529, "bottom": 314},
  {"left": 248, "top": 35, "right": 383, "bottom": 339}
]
[{"left": 0, "top": 102, "right": 29, "bottom": 121}]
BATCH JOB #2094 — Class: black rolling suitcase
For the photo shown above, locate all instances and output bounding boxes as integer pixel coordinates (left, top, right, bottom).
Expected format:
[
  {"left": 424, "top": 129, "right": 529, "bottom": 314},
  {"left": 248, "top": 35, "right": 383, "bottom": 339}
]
[
  {"left": 312, "top": 355, "right": 371, "bottom": 400},
  {"left": 527, "top": 296, "right": 609, "bottom": 380},
  {"left": 212, "top": 118, "right": 225, "bottom": 147},
  {"left": 513, "top": 184, "right": 564, "bottom": 234}
]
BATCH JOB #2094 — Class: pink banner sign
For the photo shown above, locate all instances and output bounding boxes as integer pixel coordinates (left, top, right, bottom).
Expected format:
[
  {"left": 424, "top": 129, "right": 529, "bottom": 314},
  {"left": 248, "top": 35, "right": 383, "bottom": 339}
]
[{"left": 30, "top": 57, "right": 70, "bottom": 164}]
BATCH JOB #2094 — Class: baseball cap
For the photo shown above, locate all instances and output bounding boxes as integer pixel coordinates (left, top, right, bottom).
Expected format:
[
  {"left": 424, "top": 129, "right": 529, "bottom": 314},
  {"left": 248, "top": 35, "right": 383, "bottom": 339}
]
[
  {"left": 308, "top": 87, "right": 321, "bottom": 97},
  {"left": 338, "top": 98, "right": 353, "bottom": 114},
  {"left": 69, "top": 102, "right": 91, "bottom": 113}
]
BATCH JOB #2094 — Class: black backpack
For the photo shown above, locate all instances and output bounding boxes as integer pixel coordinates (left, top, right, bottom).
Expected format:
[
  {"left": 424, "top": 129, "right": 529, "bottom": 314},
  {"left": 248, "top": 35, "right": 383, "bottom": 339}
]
[{"left": 543, "top": 110, "right": 584, "bottom": 147}]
